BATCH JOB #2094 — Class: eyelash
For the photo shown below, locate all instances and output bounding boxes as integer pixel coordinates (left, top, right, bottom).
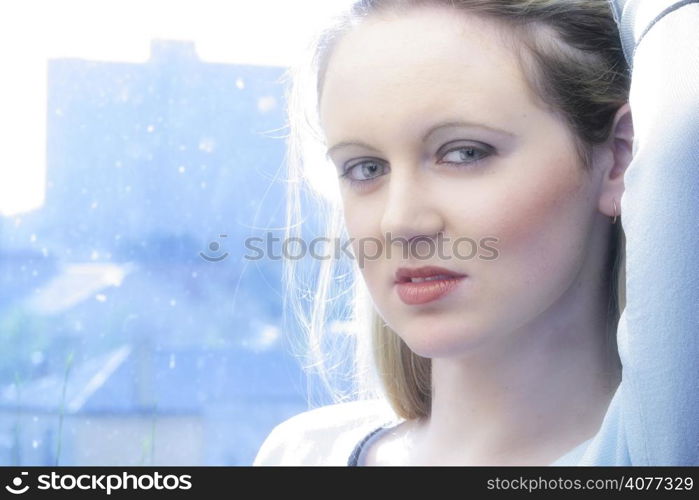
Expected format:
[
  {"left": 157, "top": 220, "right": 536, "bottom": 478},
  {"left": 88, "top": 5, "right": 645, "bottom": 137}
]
[{"left": 338, "top": 144, "right": 492, "bottom": 189}]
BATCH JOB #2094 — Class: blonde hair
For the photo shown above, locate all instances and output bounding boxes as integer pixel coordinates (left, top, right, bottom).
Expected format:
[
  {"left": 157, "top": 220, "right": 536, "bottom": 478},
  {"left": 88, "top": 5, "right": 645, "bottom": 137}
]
[{"left": 281, "top": 0, "right": 629, "bottom": 419}]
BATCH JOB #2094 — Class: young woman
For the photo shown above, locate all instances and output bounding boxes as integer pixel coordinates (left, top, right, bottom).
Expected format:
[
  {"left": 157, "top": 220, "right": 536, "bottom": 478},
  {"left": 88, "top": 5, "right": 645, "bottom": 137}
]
[{"left": 254, "top": 0, "right": 699, "bottom": 465}]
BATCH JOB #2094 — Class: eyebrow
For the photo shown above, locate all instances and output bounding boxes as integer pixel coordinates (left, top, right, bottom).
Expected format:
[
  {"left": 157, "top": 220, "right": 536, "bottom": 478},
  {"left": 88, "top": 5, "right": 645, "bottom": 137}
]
[{"left": 325, "top": 120, "right": 515, "bottom": 159}]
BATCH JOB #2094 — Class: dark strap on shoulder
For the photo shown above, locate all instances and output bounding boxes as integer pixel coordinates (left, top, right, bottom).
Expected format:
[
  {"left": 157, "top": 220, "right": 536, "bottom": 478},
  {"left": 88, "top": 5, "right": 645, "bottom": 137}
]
[{"left": 347, "top": 424, "right": 389, "bottom": 466}]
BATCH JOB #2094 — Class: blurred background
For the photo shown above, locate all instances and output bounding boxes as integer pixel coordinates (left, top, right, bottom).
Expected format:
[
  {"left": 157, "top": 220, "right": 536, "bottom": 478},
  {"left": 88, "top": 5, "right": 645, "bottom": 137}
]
[{"left": 0, "top": 0, "right": 351, "bottom": 465}]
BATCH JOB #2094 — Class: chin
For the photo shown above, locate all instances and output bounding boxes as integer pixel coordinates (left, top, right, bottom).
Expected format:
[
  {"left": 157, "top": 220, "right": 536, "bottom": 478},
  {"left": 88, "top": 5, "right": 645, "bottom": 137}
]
[{"left": 395, "top": 319, "right": 490, "bottom": 359}]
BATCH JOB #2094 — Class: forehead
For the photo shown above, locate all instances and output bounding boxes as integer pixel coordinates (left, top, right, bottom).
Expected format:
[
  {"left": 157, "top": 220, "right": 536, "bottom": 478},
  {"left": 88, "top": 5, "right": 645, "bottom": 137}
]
[{"left": 319, "top": 6, "right": 543, "bottom": 141}]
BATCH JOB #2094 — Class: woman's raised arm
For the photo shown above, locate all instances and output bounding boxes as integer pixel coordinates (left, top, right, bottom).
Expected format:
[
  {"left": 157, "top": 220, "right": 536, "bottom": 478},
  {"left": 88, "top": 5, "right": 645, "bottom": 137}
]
[{"left": 604, "top": 0, "right": 699, "bottom": 466}]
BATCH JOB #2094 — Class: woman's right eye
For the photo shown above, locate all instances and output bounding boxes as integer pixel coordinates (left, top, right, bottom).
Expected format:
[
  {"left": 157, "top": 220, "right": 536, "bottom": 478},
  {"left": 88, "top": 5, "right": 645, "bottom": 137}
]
[{"left": 340, "top": 159, "right": 387, "bottom": 184}]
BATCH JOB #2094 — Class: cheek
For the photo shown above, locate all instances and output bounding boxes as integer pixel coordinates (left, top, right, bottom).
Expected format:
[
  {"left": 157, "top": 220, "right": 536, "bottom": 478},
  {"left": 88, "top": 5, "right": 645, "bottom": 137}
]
[
  {"left": 342, "top": 200, "right": 387, "bottom": 293},
  {"left": 345, "top": 214, "right": 377, "bottom": 263},
  {"left": 343, "top": 196, "right": 385, "bottom": 257},
  {"left": 486, "top": 163, "right": 590, "bottom": 286}
]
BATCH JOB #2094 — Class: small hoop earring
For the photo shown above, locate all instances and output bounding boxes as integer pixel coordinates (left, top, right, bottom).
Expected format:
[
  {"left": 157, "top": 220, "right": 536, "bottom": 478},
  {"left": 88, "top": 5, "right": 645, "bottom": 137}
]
[{"left": 611, "top": 199, "right": 618, "bottom": 224}]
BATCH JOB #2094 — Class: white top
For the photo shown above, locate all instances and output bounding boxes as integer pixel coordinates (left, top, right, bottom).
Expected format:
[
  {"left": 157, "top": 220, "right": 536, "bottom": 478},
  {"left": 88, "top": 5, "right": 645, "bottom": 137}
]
[
  {"left": 252, "top": 399, "right": 401, "bottom": 466},
  {"left": 252, "top": 398, "right": 593, "bottom": 466}
]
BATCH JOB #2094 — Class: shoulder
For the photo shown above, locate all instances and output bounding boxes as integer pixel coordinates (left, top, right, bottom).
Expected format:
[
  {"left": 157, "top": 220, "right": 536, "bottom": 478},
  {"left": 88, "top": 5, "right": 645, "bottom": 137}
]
[{"left": 253, "top": 398, "right": 398, "bottom": 466}]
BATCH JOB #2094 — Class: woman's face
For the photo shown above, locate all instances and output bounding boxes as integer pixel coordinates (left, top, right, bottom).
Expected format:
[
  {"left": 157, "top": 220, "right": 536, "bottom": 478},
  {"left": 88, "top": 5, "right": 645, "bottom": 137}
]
[{"left": 319, "top": 7, "right": 608, "bottom": 358}]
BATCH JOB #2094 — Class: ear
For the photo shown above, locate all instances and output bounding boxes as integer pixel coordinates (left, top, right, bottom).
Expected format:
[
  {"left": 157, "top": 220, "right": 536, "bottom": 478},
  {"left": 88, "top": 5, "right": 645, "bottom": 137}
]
[{"left": 597, "top": 102, "right": 634, "bottom": 218}]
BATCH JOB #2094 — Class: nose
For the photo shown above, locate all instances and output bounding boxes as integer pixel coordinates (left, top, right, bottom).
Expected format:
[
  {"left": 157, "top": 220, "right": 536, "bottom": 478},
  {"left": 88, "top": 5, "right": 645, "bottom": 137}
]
[{"left": 379, "top": 168, "right": 445, "bottom": 251}]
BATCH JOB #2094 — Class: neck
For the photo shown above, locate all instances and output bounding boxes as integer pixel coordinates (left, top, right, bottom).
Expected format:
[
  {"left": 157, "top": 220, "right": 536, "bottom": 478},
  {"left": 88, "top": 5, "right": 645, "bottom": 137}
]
[{"left": 418, "top": 265, "right": 621, "bottom": 465}]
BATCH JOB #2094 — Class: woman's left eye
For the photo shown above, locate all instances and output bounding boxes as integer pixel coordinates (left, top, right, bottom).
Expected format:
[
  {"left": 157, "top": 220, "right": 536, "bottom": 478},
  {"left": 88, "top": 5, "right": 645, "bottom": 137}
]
[{"left": 438, "top": 144, "right": 491, "bottom": 166}]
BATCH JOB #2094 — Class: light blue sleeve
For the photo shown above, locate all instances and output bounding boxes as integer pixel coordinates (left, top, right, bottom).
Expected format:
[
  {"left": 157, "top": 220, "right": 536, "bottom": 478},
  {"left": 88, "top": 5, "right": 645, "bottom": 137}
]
[{"left": 583, "top": 1, "right": 699, "bottom": 466}]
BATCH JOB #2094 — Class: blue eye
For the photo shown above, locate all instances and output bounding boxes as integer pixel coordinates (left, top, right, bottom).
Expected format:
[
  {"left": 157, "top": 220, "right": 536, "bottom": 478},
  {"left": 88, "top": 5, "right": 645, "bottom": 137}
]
[
  {"left": 339, "top": 159, "right": 387, "bottom": 187},
  {"left": 438, "top": 145, "right": 491, "bottom": 166}
]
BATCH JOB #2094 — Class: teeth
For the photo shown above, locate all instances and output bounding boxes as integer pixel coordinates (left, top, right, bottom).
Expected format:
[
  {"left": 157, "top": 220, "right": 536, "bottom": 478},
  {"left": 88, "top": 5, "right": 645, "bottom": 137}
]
[{"left": 410, "top": 275, "right": 451, "bottom": 283}]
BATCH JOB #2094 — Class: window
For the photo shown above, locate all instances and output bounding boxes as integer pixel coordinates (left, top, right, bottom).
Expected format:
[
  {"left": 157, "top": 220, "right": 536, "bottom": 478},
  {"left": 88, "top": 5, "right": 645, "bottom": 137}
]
[{"left": 0, "top": 0, "right": 348, "bottom": 465}]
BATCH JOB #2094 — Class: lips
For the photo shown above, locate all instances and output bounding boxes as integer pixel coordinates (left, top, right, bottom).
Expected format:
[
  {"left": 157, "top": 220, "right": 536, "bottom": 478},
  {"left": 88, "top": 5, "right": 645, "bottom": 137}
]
[
  {"left": 395, "top": 275, "right": 466, "bottom": 305},
  {"left": 394, "top": 265, "right": 467, "bottom": 283},
  {"left": 393, "top": 265, "right": 468, "bottom": 305}
]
